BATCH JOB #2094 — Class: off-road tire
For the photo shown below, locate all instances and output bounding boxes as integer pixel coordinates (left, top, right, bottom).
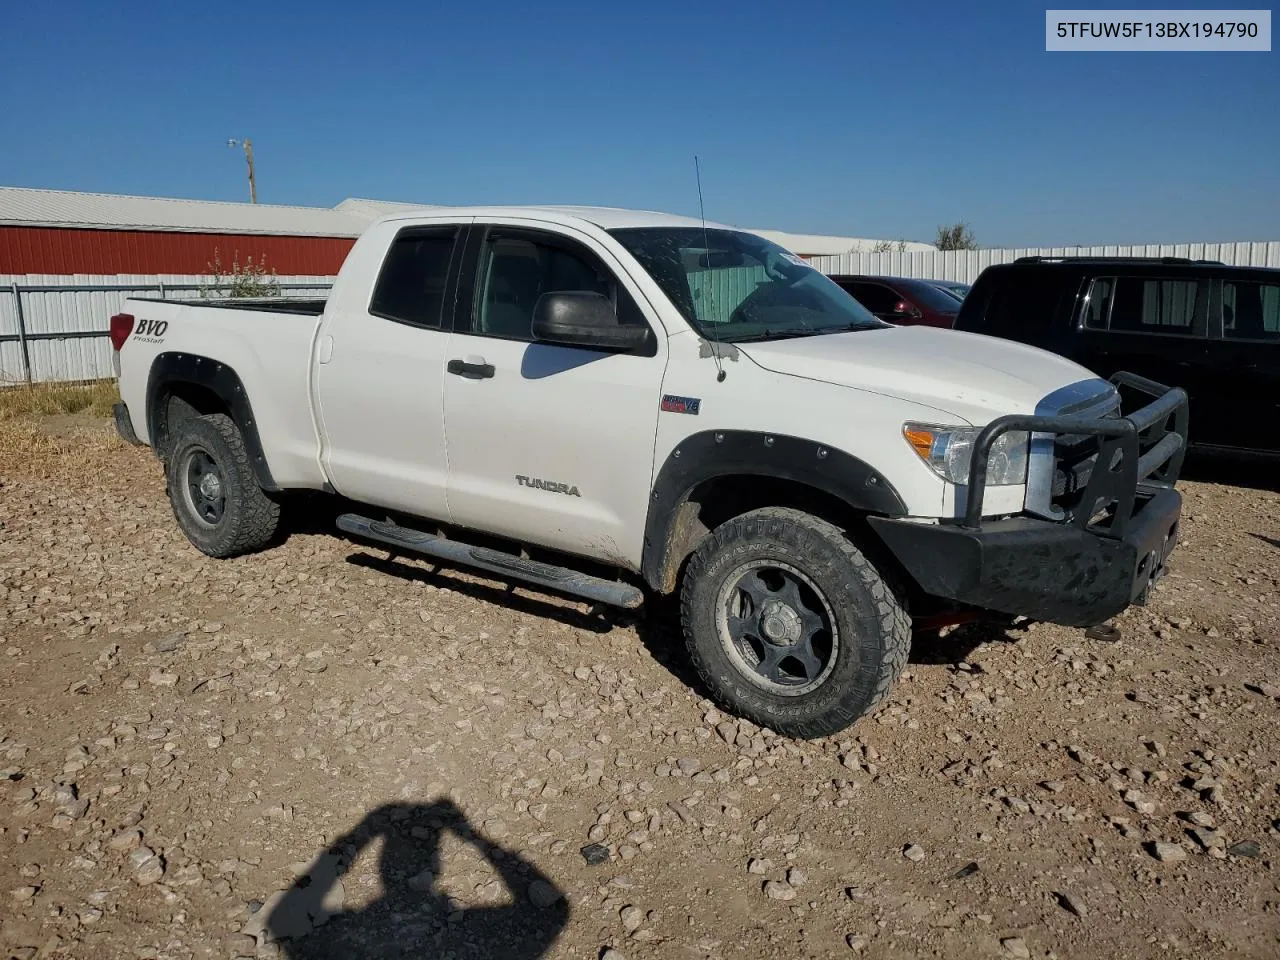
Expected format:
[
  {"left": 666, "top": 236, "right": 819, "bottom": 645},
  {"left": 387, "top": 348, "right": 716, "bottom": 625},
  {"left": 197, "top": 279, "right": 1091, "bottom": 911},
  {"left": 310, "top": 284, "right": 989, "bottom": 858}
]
[
  {"left": 680, "top": 507, "right": 910, "bottom": 739},
  {"left": 166, "top": 413, "right": 280, "bottom": 558}
]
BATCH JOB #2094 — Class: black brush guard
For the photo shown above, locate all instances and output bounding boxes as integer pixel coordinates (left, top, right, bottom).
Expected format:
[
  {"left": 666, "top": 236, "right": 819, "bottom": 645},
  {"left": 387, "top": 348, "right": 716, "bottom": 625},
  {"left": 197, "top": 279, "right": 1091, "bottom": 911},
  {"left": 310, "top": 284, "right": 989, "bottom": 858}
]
[
  {"left": 963, "top": 371, "right": 1189, "bottom": 535},
  {"left": 868, "top": 372, "right": 1189, "bottom": 627}
]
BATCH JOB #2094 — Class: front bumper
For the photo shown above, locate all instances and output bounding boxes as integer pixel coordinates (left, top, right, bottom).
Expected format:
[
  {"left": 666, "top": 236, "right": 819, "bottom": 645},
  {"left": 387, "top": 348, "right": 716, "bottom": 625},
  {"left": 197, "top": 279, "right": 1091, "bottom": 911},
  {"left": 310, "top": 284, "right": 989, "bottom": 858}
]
[
  {"left": 870, "top": 371, "right": 1188, "bottom": 628},
  {"left": 869, "top": 488, "right": 1180, "bottom": 626}
]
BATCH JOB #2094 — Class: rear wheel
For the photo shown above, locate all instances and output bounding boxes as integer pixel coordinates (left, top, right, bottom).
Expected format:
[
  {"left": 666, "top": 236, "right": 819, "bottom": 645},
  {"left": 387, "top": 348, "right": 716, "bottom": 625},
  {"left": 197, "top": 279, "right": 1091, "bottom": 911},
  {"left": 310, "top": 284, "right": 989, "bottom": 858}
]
[
  {"left": 680, "top": 507, "right": 910, "bottom": 739},
  {"left": 166, "top": 413, "right": 280, "bottom": 558}
]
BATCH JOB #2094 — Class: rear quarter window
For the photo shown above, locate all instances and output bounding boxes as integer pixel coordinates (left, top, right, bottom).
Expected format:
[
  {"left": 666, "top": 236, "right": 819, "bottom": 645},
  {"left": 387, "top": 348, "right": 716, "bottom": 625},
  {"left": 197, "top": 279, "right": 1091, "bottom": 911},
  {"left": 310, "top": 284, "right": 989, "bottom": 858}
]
[
  {"left": 962, "top": 270, "right": 1065, "bottom": 340},
  {"left": 1223, "top": 279, "right": 1280, "bottom": 341}
]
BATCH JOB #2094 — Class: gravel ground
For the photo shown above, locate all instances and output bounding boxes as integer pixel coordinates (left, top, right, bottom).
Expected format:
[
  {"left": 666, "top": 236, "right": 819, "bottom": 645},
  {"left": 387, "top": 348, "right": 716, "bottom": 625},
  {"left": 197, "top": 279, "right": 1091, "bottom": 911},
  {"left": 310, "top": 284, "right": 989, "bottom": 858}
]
[{"left": 1, "top": 417, "right": 1278, "bottom": 960}]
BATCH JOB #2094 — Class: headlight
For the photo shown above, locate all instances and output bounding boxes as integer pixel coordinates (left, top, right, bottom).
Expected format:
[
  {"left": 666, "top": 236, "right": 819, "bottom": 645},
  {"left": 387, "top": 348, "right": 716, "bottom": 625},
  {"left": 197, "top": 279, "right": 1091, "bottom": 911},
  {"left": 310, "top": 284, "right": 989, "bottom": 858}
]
[{"left": 903, "top": 423, "right": 1029, "bottom": 486}]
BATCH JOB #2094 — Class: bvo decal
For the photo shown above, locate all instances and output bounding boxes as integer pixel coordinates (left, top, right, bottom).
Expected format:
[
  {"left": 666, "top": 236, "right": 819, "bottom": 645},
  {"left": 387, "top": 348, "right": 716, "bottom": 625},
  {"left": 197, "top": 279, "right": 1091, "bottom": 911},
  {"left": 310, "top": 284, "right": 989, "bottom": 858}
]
[{"left": 133, "top": 318, "right": 169, "bottom": 342}]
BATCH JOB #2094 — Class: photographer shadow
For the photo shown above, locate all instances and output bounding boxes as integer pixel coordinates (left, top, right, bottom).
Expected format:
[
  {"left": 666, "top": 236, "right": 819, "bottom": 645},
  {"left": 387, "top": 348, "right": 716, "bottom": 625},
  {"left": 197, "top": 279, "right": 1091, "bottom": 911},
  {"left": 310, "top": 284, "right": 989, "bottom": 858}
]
[{"left": 265, "top": 800, "right": 568, "bottom": 959}]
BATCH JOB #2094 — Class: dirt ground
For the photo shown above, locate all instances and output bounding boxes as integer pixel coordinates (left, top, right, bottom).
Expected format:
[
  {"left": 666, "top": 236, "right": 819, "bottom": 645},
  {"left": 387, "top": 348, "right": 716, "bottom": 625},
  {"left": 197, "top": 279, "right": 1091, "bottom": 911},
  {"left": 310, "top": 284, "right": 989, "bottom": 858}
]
[{"left": 1, "top": 416, "right": 1278, "bottom": 960}]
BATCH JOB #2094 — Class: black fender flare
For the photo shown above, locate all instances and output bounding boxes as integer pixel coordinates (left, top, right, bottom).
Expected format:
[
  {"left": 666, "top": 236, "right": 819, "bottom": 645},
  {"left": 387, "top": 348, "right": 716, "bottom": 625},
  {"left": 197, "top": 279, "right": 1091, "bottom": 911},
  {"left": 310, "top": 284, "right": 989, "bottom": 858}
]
[
  {"left": 640, "top": 430, "right": 908, "bottom": 592},
  {"left": 146, "top": 352, "right": 278, "bottom": 491}
]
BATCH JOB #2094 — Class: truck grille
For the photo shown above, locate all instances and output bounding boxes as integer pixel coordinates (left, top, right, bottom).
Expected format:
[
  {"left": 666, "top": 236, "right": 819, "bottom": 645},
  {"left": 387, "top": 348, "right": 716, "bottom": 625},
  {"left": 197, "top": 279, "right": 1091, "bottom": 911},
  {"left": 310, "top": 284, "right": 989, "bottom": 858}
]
[{"left": 1024, "top": 382, "right": 1122, "bottom": 523}]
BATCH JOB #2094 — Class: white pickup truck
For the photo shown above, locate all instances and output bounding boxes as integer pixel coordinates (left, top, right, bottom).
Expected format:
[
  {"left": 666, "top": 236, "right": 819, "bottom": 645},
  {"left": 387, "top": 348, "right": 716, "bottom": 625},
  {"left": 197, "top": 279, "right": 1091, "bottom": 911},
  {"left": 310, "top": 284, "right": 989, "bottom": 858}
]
[{"left": 111, "top": 206, "right": 1189, "bottom": 737}]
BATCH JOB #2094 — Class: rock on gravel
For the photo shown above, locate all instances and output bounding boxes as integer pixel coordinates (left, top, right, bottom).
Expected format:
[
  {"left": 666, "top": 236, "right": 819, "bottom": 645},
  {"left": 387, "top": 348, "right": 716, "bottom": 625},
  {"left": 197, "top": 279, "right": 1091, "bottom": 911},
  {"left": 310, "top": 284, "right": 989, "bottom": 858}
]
[
  {"left": 108, "top": 828, "right": 142, "bottom": 852},
  {"left": 1227, "top": 841, "right": 1261, "bottom": 858},
  {"left": 1055, "top": 891, "right": 1088, "bottom": 918},
  {"left": 128, "top": 846, "right": 164, "bottom": 885},
  {"left": 407, "top": 868, "right": 435, "bottom": 891},
  {"left": 903, "top": 843, "right": 925, "bottom": 862},
  {"left": 581, "top": 842, "right": 610, "bottom": 865},
  {"left": 763, "top": 879, "right": 796, "bottom": 901},
  {"left": 1149, "top": 842, "right": 1188, "bottom": 863},
  {"left": 1002, "top": 937, "right": 1031, "bottom": 959},
  {"left": 528, "top": 880, "right": 563, "bottom": 908}
]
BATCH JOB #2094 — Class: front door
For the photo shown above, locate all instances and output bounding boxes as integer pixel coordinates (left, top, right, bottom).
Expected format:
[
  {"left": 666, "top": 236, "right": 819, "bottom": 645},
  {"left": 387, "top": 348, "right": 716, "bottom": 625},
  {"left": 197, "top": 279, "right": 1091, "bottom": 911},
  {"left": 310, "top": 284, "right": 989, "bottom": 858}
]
[
  {"left": 314, "top": 221, "right": 464, "bottom": 520},
  {"left": 442, "top": 222, "right": 665, "bottom": 567}
]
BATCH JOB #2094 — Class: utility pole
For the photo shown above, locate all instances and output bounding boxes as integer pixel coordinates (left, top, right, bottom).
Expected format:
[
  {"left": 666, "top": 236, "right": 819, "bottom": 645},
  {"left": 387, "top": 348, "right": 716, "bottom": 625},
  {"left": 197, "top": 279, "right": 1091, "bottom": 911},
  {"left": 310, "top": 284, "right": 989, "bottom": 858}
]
[{"left": 227, "top": 138, "right": 258, "bottom": 203}]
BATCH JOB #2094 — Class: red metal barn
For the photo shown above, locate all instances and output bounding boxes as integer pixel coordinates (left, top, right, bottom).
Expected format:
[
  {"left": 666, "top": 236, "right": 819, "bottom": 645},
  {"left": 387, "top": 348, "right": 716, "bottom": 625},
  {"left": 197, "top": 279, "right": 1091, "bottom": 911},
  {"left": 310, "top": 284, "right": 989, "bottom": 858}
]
[{"left": 0, "top": 188, "right": 416, "bottom": 276}]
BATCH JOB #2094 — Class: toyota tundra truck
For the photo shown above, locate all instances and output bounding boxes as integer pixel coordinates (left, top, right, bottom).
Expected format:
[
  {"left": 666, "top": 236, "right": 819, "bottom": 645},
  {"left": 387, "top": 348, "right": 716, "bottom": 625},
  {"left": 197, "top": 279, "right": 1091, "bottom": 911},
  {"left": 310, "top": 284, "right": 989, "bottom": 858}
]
[{"left": 110, "top": 206, "right": 1188, "bottom": 738}]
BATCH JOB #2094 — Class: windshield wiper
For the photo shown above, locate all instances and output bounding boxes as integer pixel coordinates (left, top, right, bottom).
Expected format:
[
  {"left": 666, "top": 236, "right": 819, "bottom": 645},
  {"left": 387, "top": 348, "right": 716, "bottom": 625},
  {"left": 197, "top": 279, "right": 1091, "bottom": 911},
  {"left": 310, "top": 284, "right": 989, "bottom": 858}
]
[
  {"left": 728, "top": 324, "right": 879, "bottom": 342},
  {"left": 725, "top": 327, "right": 825, "bottom": 342}
]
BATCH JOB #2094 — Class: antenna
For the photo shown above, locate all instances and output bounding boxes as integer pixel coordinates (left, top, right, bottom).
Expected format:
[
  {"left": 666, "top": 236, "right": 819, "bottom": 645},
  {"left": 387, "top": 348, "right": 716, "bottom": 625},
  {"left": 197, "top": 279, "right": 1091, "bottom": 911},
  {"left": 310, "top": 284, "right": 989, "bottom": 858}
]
[{"left": 695, "top": 155, "right": 727, "bottom": 383}]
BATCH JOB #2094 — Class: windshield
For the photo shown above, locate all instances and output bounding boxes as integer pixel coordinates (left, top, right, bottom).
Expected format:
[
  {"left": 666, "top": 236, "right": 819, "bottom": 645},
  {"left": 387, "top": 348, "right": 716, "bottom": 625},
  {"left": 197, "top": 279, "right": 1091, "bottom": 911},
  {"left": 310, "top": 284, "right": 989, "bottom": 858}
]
[
  {"left": 903, "top": 280, "right": 965, "bottom": 313},
  {"left": 933, "top": 282, "right": 970, "bottom": 301},
  {"left": 610, "top": 227, "right": 886, "bottom": 342}
]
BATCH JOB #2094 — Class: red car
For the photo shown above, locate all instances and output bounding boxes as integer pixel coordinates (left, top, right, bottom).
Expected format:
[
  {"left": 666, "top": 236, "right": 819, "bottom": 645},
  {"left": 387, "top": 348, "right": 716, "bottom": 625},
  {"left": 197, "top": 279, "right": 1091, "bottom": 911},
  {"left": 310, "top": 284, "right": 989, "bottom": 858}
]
[{"left": 827, "top": 274, "right": 959, "bottom": 328}]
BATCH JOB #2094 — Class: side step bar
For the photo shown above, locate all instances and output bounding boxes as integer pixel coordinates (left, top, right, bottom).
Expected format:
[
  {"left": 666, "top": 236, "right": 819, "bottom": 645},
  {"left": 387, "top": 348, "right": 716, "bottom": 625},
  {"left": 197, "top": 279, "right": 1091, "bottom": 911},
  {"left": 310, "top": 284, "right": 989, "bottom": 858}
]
[{"left": 336, "top": 513, "right": 645, "bottom": 610}]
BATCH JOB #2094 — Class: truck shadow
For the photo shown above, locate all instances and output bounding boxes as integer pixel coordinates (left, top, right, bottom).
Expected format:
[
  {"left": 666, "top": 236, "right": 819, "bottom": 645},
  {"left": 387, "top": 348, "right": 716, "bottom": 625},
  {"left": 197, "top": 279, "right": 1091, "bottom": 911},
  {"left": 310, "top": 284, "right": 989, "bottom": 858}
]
[
  {"left": 345, "top": 553, "right": 618, "bottom": 635},
  {"left": 260, "top": 799, "right": 568, "bottom": 960},
  {"left": 345, "top": 551, "right": 1024, "bottom": 719},
  {"left": 908, "top": 620, "right": 1027, "bottom": 666},
  {"left": 345, "top": 552, "right": 707, "bottom": 690},
  {"left": 1181, "top": 451, "right": 1280, "bottom": 492}
]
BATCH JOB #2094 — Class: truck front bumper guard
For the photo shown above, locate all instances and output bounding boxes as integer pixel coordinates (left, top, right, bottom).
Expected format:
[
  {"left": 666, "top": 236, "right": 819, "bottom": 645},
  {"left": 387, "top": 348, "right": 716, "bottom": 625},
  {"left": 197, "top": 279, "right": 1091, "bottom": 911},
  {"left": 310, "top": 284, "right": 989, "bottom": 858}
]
[{"left": 869, "top": 372, "right": 1189, "bottom": 627}]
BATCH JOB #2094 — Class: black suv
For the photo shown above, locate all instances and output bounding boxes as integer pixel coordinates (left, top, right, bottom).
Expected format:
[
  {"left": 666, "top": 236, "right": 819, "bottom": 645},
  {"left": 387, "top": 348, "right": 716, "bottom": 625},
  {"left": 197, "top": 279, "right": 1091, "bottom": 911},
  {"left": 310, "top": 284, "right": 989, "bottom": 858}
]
[{"left": 955, "top": 257, "right": 1280, "bottom": 456}]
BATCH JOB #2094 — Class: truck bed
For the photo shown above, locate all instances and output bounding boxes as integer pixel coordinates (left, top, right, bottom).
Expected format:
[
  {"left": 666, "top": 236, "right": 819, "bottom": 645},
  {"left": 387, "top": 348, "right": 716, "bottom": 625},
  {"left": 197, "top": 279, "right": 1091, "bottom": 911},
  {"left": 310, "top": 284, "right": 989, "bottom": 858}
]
[
  {"left": 130, "top": 297, "right": 328, "bottom": 316},
  {"left": 115, "top": 295, "right": 329, "bottom": 490}
]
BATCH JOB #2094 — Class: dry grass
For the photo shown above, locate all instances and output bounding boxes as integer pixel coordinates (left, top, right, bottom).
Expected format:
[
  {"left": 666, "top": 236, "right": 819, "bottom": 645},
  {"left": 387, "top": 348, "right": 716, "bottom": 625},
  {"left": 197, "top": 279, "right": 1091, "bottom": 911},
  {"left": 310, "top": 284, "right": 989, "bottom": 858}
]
[
  {"left": 0, "top": 378, "right": 120, "bottom": 420},
  {"left": 0, "top": 379, "right": 128, "bottom": 479}
]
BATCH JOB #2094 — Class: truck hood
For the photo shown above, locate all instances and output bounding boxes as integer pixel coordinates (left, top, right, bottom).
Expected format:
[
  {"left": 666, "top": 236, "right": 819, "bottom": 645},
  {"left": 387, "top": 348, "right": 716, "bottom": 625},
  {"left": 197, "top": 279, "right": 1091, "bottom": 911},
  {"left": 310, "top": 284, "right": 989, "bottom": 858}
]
[{"left": 737, "top": 325, "right": 1103, "bottom": 424}]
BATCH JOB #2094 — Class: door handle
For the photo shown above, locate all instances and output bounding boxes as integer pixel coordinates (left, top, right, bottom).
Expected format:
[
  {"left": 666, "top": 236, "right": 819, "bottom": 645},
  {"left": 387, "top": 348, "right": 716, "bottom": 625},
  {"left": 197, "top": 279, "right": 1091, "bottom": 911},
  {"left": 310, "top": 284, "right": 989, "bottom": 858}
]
[{"left": 447, "top": 358, "right": 495, "bottom": 380}]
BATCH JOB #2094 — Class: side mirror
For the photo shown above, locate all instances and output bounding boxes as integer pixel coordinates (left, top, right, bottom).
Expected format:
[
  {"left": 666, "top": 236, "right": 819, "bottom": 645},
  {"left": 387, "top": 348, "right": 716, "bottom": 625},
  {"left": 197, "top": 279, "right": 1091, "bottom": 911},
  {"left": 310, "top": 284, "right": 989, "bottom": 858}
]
[{"left": 532, "top": 292, "right": 649, "bottom": 352}]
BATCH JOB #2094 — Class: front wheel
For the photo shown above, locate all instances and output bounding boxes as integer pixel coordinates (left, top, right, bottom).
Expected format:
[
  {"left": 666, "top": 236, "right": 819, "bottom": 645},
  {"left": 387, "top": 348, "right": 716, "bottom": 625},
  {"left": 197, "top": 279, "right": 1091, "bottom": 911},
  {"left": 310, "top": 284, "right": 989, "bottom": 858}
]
[
  {"left": 166, "top": 413, "right": 281, "bottom": 558},
  {"left": 680, "top": 507, "right": 910, "bottom": 739}
]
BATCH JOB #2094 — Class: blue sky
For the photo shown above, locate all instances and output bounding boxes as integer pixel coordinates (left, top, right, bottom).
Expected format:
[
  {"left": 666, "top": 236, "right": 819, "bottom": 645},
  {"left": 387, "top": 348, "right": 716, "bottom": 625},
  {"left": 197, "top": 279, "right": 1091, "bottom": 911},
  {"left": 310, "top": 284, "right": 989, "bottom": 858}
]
[{"left": 1, "top": 0, "right": 1275, "bottom": 246}]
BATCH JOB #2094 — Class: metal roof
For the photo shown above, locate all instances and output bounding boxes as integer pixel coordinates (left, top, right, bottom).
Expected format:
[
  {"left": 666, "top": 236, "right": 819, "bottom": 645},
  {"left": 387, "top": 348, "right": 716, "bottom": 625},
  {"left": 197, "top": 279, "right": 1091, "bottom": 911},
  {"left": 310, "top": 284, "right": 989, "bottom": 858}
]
[
  {"left": 751, "top": 230, "right": 936, "bottom": 256},
  {"left": 0, "top": 186, "right": 371, "bottom": 237},
  {"left": 0, "top": 186, "right": 931, "bottom": 254}
]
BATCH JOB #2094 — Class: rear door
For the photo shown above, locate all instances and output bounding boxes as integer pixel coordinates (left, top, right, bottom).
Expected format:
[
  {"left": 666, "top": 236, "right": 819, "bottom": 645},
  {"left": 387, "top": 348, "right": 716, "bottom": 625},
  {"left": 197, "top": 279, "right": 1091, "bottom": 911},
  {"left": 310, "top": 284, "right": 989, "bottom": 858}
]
[
  {"left": 1215, "top": 276, "right": 1280, "bottom": 453},
  {"left": 313, "top": 221, "right": 466, "bottom": 519},
  {"left": 440, "top": 220, "right": 666, "bottom": 566},
  {"left": 1075, "top": 274, "right": 1216, "bottom": 443}
]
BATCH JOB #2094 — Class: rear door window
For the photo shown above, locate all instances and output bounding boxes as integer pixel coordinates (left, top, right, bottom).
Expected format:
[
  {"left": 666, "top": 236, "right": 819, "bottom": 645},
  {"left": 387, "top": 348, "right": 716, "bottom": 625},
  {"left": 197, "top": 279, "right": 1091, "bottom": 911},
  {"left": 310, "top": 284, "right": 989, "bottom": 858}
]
[
  {"left": 368, "top": 226, "right": 459, "bottom": 328},
  {"left": 1223, "top": 280, "right": 1280, "bottom": 341},
  {"left": 1104, "top": 278, "right": 1209, "bottom": 337}
]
